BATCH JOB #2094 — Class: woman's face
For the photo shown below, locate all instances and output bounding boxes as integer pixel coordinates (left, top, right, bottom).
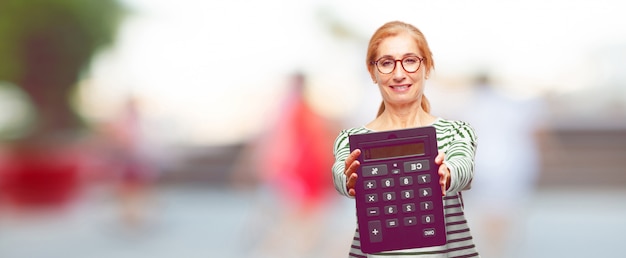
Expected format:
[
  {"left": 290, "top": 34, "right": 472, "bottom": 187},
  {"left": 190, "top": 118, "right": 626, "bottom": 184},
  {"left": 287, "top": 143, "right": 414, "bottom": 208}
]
[{"left": 373, "top": 32, "right": 426, "bottom": 109}]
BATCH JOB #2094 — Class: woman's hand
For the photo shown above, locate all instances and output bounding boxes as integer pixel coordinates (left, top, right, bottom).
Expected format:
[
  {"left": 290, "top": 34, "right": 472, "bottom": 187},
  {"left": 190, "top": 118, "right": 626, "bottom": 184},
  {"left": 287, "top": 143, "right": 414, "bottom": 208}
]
[
  {"left": 344, "top": 149, "right": 361, "bottom": 196},
  {"left": 435, "top": 151, "right": 451, "bottom": 196}
]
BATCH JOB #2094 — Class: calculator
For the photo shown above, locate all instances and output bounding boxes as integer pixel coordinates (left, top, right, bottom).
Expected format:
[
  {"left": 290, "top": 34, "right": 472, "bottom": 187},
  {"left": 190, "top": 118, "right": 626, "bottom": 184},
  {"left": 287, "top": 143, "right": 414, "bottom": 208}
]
[{"left": 349, "top": 126, "right": 446, "bottom": 254}]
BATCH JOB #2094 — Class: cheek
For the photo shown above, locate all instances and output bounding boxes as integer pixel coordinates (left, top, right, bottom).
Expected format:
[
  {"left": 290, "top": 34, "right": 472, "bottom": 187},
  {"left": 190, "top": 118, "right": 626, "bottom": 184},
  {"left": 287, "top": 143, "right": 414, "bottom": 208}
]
[{"left": 412, "top": 69, "right": 427, "bottom": 82}]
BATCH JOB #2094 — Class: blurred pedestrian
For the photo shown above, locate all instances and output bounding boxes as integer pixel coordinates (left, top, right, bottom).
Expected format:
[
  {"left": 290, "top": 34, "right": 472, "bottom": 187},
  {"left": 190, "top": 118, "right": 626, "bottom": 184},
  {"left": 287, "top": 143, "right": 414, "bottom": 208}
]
[
  {"left": 232, "top": 72, "right": 338, "bottom": 257},
  {"left": 104, "top": 96, "right": 158, "bottom": 230},
  {"left": 461, "top": 73, "right": 544, "bottom": 257}
]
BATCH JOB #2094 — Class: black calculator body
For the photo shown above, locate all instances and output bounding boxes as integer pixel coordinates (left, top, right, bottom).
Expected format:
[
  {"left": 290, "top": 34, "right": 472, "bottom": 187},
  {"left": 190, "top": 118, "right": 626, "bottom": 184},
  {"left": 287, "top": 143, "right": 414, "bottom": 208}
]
[{"left": 349, "top": 126, "right": 446, "bottom": 254}]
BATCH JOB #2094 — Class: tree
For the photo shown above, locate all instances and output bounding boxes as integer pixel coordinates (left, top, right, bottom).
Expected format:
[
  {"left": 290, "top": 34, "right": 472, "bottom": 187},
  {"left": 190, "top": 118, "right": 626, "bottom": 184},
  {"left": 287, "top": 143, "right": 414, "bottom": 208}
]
[{"left": 0, "top": 0, "right": 124, "bottom": 144}]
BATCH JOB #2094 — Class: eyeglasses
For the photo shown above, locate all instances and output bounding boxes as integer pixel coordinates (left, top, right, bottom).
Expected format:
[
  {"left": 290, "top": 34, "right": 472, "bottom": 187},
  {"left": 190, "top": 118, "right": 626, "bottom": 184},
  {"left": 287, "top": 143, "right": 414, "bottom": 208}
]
[{"left": 371, "top": 56, "right": 425, "bottom": 74}]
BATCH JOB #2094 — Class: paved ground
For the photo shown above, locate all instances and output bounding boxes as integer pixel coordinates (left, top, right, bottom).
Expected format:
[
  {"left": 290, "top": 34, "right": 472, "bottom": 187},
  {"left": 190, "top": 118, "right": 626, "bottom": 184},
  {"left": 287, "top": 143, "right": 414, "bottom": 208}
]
[{"left": 1, "top": 185, "right": 625, "bottom": 258}]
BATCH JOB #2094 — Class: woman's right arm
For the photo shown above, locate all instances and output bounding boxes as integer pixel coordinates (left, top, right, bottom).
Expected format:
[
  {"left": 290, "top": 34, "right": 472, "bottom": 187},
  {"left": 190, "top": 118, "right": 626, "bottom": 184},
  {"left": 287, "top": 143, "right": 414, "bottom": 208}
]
[{"left": 332, "top": 130, "right": 354, "bottom": 198}]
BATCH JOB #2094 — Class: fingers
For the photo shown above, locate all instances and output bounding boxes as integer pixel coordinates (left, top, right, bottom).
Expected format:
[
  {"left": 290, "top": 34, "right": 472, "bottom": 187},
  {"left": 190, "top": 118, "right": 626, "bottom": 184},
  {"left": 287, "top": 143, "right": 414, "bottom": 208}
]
[
  {"left": 347, "top": 173, "right": 358, "bottom": 196},
  {"left": 438, "top": 163, "right": 450, "bottom": 196},
  {"left": 435, "top": 151, "right": 448, "bottom": 196},
  {"left": 345, "top": 149, "right": 361, "bottom": 197},
  {"left": 344, "top": 149, "right": 361, "bottom": 173},
  {"left": 345, "top": 162, "right": 359, "bottom": 196}
]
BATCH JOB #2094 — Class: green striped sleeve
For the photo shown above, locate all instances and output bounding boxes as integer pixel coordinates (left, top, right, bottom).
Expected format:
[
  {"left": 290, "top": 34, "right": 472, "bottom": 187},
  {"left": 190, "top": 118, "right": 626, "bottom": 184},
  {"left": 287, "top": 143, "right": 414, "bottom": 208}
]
[
  {"left": 434, "top": 119, "right": 478, "bottom": 194},
  {"left": 332, "top": 127, "right": 371, "bottom": 198}
]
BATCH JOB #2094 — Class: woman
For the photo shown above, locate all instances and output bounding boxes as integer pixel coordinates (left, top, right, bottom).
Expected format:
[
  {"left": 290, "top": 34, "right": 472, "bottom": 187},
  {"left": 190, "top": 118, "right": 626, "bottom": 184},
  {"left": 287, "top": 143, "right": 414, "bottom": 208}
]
[{"left": 332, "top": 21, "right": 480, "bottom": 257}]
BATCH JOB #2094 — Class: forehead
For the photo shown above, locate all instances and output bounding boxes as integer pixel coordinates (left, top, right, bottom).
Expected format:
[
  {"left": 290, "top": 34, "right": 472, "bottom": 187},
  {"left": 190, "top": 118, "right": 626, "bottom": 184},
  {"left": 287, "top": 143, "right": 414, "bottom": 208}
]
[{"left": 377, "top": 32, "right": 421, "bottom": 58}]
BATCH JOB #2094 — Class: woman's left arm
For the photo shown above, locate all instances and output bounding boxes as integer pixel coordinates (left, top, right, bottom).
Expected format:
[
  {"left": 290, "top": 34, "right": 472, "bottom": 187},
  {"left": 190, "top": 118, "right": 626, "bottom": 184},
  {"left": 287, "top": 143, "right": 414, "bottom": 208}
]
[{"left": 443, "top": 122, "right": 478, "bottom": 194}]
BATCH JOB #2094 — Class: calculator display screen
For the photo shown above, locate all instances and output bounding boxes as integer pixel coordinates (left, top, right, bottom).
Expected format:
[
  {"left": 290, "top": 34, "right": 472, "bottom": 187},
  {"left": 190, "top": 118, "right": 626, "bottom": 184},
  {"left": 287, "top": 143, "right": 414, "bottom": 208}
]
[{"left": 364, "top": 142, "right": 425, "bottom": 160}]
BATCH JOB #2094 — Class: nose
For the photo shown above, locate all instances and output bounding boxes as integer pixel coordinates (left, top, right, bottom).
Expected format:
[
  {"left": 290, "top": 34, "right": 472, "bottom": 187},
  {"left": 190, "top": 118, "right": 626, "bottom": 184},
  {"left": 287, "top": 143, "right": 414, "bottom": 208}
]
[{"left": 392, "top": 60, "right": 406, "bottom": 80}]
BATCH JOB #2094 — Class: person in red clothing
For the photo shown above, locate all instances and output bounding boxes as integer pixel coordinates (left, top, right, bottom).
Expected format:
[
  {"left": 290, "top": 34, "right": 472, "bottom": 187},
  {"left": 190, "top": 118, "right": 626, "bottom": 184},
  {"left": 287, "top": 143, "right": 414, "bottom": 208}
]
[
  {"left": 261, "top": 73, "right": 335, "bottom": 210},
  {"left": 104, "top": 96, "right": 157, "bottom": 229},
  {"left": 232, "top": 72, "right": 338, "bottom": 256}
]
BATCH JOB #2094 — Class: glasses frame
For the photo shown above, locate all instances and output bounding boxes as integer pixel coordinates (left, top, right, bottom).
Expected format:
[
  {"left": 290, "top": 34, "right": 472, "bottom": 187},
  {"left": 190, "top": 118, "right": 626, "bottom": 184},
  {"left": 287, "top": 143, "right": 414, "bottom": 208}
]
[{"left": 371, "top": 56, "right": 425, "bottom": 74}]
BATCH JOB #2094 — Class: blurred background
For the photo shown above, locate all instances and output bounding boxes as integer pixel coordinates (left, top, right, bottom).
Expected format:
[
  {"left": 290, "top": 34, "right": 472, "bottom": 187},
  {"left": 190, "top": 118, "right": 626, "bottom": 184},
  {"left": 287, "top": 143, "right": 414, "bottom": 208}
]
[{"left": 0, "top": 0, "right": 625, "bottom": 257}]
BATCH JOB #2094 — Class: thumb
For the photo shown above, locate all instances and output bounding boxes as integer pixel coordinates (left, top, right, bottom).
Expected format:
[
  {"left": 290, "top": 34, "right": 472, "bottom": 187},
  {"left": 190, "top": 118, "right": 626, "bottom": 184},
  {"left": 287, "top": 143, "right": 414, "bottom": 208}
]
[{"left": 435, "top": 151, "right": 444, "bottom": 165}]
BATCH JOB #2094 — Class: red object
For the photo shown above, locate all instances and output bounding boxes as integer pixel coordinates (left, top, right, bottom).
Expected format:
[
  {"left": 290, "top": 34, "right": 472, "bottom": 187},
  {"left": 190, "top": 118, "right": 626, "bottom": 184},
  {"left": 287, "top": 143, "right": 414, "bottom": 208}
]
[
  {"left": 0, "top": 148, "right": 80, "bottom": 208},
  {"left": 261, "top": 93, "right": 335, "bottom": 210}
]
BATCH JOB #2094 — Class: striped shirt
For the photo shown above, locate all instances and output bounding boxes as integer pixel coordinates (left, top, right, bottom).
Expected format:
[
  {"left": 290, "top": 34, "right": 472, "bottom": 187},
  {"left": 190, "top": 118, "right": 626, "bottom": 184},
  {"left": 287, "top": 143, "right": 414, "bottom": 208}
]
[{"left": 332, "top": 118, "right": 480, "bottom": 258}]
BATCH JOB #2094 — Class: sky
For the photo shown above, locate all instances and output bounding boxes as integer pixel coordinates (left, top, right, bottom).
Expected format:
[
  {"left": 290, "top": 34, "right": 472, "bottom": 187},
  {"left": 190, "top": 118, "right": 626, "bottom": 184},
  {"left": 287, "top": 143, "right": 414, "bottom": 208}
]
[{"left": 76, "top": 0, "right": 626, "bottom": 146}]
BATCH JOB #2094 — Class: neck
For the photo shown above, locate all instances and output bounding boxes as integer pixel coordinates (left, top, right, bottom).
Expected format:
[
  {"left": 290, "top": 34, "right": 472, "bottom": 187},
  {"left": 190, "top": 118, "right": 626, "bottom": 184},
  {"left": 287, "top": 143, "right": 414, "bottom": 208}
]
[{"left": 368, "top": 104, "right": 434, "bottom": 131}]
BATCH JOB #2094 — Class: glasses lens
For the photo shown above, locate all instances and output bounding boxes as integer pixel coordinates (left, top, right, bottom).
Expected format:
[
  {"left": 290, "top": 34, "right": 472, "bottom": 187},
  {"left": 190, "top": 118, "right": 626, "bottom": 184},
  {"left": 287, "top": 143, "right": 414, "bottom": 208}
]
[
  {"left": 377, "top": 58, "right": 395, "bottom": 74},
  {"left": 402, "top": 56, "right": 421, "bottom": 73}
]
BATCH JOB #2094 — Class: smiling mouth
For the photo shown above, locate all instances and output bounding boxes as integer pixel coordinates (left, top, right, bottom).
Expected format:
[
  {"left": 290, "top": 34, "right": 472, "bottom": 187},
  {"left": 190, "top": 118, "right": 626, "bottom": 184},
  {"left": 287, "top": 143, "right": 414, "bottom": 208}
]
[{"left": 390, "top": 85, "right": 411, "bottom": 91}]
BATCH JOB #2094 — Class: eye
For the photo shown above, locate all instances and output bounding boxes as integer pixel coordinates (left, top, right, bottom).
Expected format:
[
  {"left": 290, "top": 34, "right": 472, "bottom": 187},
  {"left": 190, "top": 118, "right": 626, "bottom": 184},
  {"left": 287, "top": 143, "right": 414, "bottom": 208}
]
[
  {"left": 403, "top": 57, "right": 419, "bottom": 65},
  {"left": 379, "top": 59, "right": 395, "bottom": 67}
]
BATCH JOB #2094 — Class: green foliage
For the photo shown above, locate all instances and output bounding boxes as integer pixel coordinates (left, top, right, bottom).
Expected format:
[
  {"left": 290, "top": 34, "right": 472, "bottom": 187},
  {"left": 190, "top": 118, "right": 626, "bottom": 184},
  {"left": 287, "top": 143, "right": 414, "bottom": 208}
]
[{"left": 0, "top": 0, "right": 124, "bottom": 83}]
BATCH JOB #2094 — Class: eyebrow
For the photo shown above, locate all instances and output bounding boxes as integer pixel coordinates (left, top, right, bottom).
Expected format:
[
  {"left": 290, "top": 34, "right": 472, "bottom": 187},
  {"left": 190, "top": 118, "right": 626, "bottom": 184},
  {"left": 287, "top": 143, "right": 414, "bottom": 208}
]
[{"left": 377, "top": 53, "right": 421, "bottom": 59}]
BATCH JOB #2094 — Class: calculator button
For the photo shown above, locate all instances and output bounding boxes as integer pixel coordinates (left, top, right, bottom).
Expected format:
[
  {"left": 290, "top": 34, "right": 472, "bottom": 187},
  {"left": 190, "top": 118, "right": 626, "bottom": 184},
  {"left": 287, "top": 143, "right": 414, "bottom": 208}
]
[
  {"left": 417, "top": 174, "right": 431, "bottom": 184},
  {"left": 418, "top": 188, "right": 432, "bottom": 197},
  {"left": 404, "top": 217, "right": 417, "bottom": 226},
  {"left": 362, "top": 165, "right": 388, "bottom": 177},
  {"left": 366, "top": 207, "right": 380, "bottom": 216},
  {"left": 383, "top": 192, "right": 396, "bottom": 201},
  {"left": 420, "top": 201, "right": 434, "bottom": 211},
  {"left": 399, "top": 176, "right": 413, "bottom": 186},
  {"left": 404, "top": 160, "right": 430, "bottom": 172},
  {"left": 384, "top": 205, "right": 398, "bottom": 215},
  {"left": 423, "top": 228, "right": 436, "bottom": 237},
  {"left": 364, "top": 180, "right": 376, "bottom": 190},
  {"left": 401, "top": 190, "right": 414, "bottom": 199},
  {"left": 386, "top": 219, "right": 399, "bottom": 228},
  {"left": 368, "top": 221, "right": 383, "bottom": 243},
  {"left": 365, "top": 194, "right": 378, "bottom": 203},
  {"left": 422, "top": 214, "right": 434, "bottom": 224},
  {"left": 381, "top": 178, "right": 394, "bottom": 188},
  {"left": 403, "top": 203, "right": 416, "bottom": 213}
]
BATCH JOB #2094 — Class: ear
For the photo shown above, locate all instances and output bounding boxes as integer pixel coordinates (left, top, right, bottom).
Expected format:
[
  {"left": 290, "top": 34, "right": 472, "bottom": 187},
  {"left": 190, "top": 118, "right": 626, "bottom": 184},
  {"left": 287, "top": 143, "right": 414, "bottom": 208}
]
[
  {"left": 370, "top": 72, "right": 379, "bottom": 84},
  {"left": 368, "top": 65, "right": 378, "bottom": 84}
]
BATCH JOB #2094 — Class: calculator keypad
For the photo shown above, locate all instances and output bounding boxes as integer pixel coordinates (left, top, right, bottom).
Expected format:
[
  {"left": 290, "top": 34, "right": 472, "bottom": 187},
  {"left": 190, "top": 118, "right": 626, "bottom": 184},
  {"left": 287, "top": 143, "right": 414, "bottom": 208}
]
[{"left": 356, "top": 159, "right": 446, "bottom": 253}]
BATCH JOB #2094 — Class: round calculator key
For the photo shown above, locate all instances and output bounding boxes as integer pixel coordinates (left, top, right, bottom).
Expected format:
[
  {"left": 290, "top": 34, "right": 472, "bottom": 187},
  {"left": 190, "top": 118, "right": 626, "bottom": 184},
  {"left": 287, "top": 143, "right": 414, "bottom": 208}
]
[
  {"left": 383, "top": 192, "right": 396, "bottom": 201},
  {"left": 401, "top": 190, "right": 414, "bottom": 199},
  {"left": 366, "top": 194, "right": 378, "bottom": 203},
  {"left": 403, "top": 216, "right": 417, "bottom": 226},
  {"left": 386, "top": 219, "right": 399, "bottom": 228},
  {"left": 368, "top": 221, "right": 383, "bottom": 243},
  {"left": 403, "top": 203, "right": 416, "bottom": 213},
  {"left": 423, "top": 228, "right": 436, "bottom": 237},
  {"left": 420, "top": 201, "right": 433, "bottom": 211},
  {"left": 417, "top": 174, "right": 431, "bottom": 184},
  {"left": 364, "top": 180, "right": 377, "bottom": 190},
  {"left": 384, "top": 205, "right": 397, "bottom": 214},
  {"left": 399, "top": 176, "right": 413, "bottom": 186},
  {"left": 362, "top": 165, "right": 388, "bottom": 177},
  {"left": 366, "top": 207, "right": 380, "bottom": 216},
  {"left": 422, "top": 214, "right": 434, "bottom": 224},
  {"left": 403, "top": 160, "right": 430, "bottom": 172},
  {"left": 418, "top": 188, "right": 432, "bottom": 197},
  {"left": 381, "top": 178, "right": 394, "bottom": 188}
]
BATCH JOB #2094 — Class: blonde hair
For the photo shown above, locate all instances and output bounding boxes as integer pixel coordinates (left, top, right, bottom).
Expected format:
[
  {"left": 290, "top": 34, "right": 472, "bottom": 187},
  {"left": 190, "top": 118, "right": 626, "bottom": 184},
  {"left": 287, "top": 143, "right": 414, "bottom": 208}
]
[{"left": 366, "top": 21, "right": 435, "bottom": 117}]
